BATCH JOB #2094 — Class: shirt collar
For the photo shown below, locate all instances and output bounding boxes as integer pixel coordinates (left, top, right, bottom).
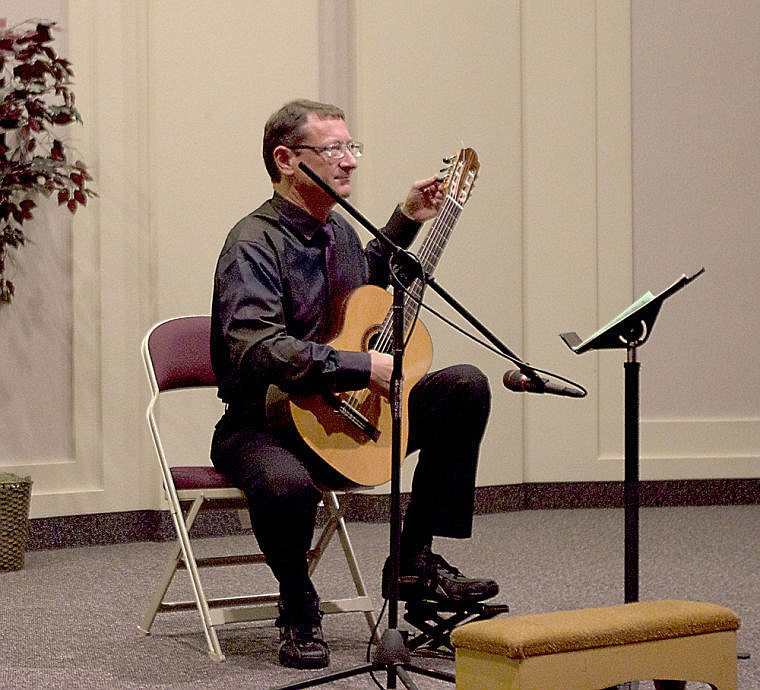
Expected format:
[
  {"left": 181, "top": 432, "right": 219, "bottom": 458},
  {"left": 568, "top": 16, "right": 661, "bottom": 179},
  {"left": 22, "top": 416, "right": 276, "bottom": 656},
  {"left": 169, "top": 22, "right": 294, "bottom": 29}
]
[{"left": 271, "top": 192, "right": 328, "bottom": 242}]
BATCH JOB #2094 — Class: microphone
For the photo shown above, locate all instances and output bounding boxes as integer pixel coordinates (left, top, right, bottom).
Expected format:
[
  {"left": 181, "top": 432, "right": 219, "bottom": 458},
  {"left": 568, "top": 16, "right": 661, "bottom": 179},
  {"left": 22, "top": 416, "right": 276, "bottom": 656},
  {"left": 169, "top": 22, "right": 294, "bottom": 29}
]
[{"left": 503, "top": 369, "right": 585, "bottom": 398}]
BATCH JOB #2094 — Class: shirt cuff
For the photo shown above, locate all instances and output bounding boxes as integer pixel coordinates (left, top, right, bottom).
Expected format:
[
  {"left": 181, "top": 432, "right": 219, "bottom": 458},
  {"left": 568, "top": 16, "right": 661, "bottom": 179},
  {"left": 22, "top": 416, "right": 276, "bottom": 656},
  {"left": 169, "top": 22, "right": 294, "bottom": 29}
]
[
  {"left": 384, "top": 205, "right": 422, "bottom": 248},
  {"left": 333, "top": 350, "right": 372, "bottom": 392}
]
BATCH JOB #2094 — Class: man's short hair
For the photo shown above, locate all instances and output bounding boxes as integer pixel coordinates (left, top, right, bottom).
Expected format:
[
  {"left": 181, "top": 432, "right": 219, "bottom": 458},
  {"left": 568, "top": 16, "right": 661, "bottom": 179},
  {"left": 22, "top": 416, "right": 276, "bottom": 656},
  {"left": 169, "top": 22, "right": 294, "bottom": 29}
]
[{"left": 263, "top": 99, "right": 346, "bottom": 182}]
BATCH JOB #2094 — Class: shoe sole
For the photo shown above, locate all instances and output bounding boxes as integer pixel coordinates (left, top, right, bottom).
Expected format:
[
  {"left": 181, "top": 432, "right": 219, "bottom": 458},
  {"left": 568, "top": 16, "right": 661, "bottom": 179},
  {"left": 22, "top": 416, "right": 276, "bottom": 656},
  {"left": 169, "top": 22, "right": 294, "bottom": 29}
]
[{"left": 279, "top": 654, "right": 330, "bottom": 670}]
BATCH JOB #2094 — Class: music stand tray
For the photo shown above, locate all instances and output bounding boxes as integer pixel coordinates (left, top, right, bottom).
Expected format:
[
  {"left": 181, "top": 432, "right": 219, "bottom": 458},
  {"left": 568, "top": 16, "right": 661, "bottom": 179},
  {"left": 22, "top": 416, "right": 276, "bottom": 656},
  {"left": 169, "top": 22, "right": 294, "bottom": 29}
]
[{"left": 560, "top": 267, "right": 705, "bottom": 354}]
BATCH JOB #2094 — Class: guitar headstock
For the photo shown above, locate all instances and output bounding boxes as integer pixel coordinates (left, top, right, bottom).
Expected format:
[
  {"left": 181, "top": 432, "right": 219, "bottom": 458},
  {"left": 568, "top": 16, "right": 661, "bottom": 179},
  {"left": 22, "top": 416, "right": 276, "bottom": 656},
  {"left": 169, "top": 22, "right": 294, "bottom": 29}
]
[{"left": 441, "top": 148, "right": 479, "bottom": 206}]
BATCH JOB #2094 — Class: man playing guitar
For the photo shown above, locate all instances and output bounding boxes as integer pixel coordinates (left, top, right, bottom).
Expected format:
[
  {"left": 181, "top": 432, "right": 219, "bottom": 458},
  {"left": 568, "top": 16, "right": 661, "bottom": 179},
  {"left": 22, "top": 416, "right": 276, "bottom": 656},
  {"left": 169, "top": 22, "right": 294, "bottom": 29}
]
[{"left": 210, "top": 99, "right": 498, "bottom": 670}]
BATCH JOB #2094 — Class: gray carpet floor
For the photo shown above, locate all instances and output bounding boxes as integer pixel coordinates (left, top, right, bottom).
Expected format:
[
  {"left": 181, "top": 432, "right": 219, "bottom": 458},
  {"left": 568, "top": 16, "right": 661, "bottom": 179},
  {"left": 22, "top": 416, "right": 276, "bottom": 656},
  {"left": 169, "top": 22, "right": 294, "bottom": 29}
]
[{"left": 1, "top": 505, "right": 757, "bottom": 689}]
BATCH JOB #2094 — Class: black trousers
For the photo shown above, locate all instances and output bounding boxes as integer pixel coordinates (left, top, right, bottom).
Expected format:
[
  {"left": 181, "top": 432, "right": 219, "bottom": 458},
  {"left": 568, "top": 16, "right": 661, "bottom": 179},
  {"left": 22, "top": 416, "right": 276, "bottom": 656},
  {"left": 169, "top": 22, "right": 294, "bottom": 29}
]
[{"left": 211, "top": 364, "right": 491, "bottom": 602}]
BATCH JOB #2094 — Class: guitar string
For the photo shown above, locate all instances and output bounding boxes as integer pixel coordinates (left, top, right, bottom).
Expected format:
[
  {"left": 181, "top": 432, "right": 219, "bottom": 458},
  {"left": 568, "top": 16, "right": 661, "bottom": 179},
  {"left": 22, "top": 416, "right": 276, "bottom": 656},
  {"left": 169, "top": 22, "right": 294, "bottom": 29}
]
[
  {"left": 339, "top": 193, "right": 462, "bottom": 412},
  {"left": 358, "top": 194, "right": 460, "bottom": 357},
  {"left": 339, "top": 192, "right": 463, "bottom": 414}
]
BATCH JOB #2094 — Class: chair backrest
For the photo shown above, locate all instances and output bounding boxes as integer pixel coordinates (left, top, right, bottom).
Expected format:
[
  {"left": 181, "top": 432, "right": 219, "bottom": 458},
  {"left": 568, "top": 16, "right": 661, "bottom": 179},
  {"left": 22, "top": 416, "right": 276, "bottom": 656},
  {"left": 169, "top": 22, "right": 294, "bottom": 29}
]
[{"left": 144, "top": 315, "right": 216, "bottom": 393}]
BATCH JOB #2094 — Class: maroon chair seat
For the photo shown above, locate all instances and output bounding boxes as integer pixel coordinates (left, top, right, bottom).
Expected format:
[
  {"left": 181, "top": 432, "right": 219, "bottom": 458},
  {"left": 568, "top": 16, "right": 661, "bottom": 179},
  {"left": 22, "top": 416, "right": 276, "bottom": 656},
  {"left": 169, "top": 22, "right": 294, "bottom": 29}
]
[{"left": 170, "top": 466, "right": 237, "bottom": 491}]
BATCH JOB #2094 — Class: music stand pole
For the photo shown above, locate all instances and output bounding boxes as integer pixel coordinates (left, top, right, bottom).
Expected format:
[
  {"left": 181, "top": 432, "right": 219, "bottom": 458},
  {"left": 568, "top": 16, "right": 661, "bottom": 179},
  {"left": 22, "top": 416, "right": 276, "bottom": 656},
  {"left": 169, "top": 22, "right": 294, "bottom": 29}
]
[{"left": 624, "top": 347, "right": 640, "bottom": 603}]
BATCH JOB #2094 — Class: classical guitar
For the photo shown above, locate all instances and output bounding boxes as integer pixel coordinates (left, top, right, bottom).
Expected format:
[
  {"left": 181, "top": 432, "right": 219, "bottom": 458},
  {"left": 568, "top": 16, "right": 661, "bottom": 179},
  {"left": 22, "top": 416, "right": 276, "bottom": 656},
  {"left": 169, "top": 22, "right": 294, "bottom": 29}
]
[{"left": 269, "top": 148, "right": 480, "bottom": 487}]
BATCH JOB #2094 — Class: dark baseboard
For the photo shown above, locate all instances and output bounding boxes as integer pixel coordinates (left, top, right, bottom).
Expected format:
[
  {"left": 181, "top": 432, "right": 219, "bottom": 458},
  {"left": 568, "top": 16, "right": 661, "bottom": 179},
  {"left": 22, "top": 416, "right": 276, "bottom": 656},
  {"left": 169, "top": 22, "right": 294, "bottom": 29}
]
[
  {"left": 327, "top": 478, "right": 760, "bottom": 521},
  {"left": 25, "top": 478, "right": 760, "bottom": 551}
]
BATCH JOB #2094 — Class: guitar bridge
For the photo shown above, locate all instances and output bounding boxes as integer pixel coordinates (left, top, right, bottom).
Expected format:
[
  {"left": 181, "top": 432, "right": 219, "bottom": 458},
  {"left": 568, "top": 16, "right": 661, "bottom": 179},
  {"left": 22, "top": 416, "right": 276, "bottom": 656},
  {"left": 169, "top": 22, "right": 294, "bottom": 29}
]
[{"left": 325, "top": 394, "right": 381, "bottom": 443}]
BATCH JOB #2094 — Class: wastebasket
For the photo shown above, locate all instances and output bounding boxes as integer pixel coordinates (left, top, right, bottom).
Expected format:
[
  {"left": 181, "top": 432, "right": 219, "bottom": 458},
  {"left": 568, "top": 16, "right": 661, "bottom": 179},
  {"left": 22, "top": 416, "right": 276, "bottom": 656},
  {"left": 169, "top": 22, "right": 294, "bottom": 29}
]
[{"left": 0, "top": 473, "right": 32, "bottom": 571}]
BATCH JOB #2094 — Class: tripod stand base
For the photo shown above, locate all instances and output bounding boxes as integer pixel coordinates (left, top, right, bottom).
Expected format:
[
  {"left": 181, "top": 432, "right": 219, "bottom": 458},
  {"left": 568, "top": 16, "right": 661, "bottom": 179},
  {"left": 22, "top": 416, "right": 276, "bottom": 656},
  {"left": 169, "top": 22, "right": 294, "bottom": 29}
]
[
  {"left": 374, "top": 627, "right": 411, "bottom": 664},
  {"left": 272, "top": 627, "right": 456, "bottom": 690}
]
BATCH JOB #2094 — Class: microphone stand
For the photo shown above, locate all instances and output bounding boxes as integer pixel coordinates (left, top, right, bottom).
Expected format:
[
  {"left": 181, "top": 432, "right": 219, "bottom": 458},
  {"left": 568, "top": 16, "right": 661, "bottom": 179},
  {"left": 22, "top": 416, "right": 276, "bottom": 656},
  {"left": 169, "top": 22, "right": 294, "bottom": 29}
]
[{"left": 275, "top": 164, "right": 461, "bottom": 689}]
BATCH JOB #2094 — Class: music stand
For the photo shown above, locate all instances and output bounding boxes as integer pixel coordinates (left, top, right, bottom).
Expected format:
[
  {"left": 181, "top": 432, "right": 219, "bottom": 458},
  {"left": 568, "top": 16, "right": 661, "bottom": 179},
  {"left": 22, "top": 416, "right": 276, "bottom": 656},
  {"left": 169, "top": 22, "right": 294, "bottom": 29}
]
[{"left": 560, "top": 267, "right": 705, "bottom": 602}]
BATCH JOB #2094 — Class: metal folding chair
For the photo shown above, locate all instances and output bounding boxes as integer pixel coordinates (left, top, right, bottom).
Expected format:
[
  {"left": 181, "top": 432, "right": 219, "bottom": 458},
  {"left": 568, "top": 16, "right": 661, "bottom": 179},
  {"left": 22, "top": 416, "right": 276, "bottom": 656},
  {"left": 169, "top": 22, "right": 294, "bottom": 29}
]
[{"left": 138, "top": 315, "right": 376, "bottom": 661}]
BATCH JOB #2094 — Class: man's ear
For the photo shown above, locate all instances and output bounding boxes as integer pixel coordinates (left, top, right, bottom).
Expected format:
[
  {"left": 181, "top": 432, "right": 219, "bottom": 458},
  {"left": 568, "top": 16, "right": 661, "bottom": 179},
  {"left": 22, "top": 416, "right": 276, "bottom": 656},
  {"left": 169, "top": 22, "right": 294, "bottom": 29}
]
[{"left": 273, "top": 145, "right": 297, "bottom": 178}]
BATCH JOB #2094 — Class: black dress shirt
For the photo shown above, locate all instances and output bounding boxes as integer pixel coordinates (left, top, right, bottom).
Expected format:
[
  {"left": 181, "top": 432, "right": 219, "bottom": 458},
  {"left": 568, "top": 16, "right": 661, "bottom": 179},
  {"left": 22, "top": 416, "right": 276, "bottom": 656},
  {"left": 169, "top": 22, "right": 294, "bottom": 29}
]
[{"left": 211, "top": 194, "right": 421, "bottom": 414}]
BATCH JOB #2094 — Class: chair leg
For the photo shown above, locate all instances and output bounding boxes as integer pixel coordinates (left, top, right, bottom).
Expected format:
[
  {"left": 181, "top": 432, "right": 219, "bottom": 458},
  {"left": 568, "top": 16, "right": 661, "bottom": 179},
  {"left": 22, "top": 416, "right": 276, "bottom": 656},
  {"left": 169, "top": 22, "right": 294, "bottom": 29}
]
[
  {"left": 138, "top": 535, "right": 183, "bottom": 635},
  {"left": 139, "top": 494, "right": 207, "bottom": 636},
  {"left": 164, "top": 493, "right": 227, "bottom": 661},
  {"left": 322, "top": 491, "right": 378, "bottom": 639}
]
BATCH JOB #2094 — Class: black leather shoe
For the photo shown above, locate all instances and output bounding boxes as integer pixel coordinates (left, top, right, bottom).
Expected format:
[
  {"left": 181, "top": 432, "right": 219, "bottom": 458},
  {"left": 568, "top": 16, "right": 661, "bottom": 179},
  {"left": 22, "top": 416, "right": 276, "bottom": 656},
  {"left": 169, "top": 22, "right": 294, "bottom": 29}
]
[
  {"left": 276, "top": 594, "right": 330, "bottom": 670},
  {"left": 382, "top": 546, "right": 499, "bottom": 604}
]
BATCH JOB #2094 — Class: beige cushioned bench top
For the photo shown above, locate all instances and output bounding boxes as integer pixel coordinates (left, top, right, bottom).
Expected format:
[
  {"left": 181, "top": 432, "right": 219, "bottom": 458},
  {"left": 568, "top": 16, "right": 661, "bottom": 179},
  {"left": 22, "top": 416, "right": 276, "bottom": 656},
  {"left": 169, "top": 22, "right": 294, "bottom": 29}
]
[{"left": 450, "top": 599, "right": 740, "bottom": 660}]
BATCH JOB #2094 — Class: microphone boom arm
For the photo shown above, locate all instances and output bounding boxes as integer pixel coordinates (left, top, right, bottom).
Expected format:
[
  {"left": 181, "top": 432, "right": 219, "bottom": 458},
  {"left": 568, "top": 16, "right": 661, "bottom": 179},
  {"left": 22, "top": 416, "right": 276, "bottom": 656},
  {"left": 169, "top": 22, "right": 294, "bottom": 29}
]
[
  {"left": 298, "top": 161, "right": 545, "bottom": 385},
  {"left": 425, "top": 276, "right": 544, "bottom": 385}
]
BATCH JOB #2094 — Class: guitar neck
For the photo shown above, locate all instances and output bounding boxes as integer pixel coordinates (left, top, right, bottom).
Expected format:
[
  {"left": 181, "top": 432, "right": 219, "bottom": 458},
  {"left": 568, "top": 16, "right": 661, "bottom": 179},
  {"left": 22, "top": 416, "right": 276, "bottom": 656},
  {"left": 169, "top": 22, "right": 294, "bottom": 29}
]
[
  {"left": 373, "top": 146, "right": 478, "bottom": 355},
  {"left": 402, "top": 194, "right": 462, "bottom": 323},
  {"left": 421, "top": 196, "right": 463, "bottom": 274},
  {"left": 373, "top": 194, "right": 463, "bottom": 352}
]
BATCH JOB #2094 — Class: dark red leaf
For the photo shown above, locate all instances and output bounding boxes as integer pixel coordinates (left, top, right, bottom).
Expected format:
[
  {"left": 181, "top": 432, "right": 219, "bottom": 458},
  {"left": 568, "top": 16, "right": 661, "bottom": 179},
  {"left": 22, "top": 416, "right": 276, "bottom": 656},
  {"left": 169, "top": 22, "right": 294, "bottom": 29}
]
[
  {"left": 51, "top": 112, "right": 72, "bottom": 125},
  {"left": 14, "top": 60, "right": 49, "bottom": 81},
  {"left": 50, "top": 140, "right": 65, "bottom": 161},
  {"left": 35, "top": 24, "right": 53, "bottom": 43},
  {"left": 67, "top": 198, "right": 78, "bottom": 213}
]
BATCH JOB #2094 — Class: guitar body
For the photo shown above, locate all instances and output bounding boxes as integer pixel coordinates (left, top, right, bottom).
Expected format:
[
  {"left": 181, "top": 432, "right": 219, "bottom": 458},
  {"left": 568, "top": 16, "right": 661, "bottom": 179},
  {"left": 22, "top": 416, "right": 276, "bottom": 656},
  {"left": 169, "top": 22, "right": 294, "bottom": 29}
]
[{"left": 276, "top": 284, "right": 433, "bottom": 487}]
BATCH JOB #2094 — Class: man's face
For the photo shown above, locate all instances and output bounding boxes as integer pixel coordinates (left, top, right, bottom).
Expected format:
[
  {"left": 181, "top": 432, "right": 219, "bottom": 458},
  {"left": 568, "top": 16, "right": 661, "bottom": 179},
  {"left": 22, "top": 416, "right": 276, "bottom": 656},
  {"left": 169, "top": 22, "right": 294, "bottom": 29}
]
[{"left": 294, "top": 114, "right": 358, "bottom": 199}]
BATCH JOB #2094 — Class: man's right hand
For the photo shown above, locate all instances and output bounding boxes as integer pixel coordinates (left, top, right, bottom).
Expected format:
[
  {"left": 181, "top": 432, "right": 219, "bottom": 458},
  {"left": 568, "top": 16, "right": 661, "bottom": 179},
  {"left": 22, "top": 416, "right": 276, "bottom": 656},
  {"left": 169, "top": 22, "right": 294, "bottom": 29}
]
[{"left": 368, "top": 350, "right": 394, "bottom": 399}]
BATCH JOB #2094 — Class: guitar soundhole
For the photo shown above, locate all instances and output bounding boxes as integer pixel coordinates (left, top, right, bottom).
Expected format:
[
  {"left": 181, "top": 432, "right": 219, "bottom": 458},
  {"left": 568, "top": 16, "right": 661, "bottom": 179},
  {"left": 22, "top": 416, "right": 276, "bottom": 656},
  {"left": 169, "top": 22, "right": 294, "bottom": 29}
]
[{"left": 362, "top": 325, "right": 383, "bottom": 352}]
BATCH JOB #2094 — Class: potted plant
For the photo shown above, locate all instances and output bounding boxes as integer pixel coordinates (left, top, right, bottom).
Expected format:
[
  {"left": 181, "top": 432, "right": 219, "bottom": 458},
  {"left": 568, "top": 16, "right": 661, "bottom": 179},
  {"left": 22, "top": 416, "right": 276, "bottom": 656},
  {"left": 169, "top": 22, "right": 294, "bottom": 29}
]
[{"left": 0, "top": 19, "right": 95, "bottom": 304}]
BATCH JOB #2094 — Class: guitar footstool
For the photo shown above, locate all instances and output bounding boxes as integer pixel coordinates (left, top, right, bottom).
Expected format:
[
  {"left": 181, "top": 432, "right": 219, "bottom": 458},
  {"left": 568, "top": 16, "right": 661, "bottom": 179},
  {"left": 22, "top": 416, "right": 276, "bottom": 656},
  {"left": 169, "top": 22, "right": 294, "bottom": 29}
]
[
  {"left": 449, "top": 599, "right": 740, "bottom": 689},
  {"left": 404, "top": 599, "right": 510, "bottom": 656}
]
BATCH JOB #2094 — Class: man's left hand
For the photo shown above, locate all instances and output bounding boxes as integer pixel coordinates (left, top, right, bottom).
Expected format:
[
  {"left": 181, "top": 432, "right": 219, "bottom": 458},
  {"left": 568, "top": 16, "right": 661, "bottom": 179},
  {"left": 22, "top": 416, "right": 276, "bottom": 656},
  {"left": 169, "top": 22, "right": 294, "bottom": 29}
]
[{"left": 400, "top": 175, "right": 445, "bottom": 222}]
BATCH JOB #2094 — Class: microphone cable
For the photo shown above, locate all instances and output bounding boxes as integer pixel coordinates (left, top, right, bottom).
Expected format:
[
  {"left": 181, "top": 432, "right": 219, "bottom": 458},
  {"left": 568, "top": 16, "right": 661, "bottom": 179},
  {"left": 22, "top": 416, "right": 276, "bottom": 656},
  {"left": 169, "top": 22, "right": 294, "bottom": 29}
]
[{"left": 395, "top": 280, "right": 588, "bottom": 398}]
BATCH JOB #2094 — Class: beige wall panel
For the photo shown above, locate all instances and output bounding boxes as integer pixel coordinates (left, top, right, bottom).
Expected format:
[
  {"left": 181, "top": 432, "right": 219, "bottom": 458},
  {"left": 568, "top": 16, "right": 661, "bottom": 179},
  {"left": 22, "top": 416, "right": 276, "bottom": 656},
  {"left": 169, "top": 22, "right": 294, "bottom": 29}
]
[
  {"left": 522, "top": 0, "right": 631, "bottom": 482},
  {"left": 17, "top": 0, "right": 155, "bottom": 516},
  {"left": 352, "top": 0, "right": 525, "bottom": 488},
  {"left": 628, "top": 0, "right": 760, "bottom": 479}
]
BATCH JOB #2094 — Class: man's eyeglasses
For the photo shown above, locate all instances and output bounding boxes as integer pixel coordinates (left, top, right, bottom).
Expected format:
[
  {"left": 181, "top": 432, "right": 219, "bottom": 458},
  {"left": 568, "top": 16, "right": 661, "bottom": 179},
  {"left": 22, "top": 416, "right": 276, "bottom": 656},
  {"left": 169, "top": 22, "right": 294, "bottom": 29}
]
[{"left": 290, "top": 142, "right": 364, "bottom": 160}]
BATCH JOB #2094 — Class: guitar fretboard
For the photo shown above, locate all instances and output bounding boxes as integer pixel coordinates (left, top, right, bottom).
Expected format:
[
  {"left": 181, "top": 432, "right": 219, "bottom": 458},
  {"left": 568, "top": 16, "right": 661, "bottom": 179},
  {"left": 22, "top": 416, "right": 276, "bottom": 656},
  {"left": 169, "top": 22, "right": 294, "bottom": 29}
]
[{"left": 374, "top": 193, "right": 464, "bottom": 353}]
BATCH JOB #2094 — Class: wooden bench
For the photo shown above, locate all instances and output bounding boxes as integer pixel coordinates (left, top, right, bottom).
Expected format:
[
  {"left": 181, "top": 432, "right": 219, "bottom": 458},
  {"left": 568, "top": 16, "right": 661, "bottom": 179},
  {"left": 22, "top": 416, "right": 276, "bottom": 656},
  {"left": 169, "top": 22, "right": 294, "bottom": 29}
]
[{"left": 449, "top": 599, "right": 740, "bottom": 689}]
